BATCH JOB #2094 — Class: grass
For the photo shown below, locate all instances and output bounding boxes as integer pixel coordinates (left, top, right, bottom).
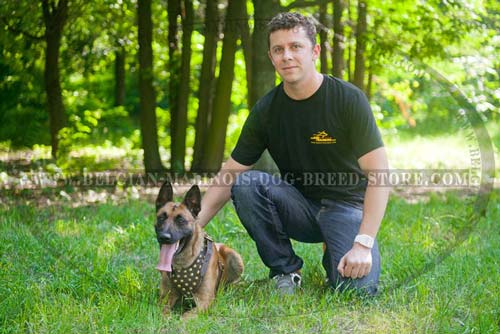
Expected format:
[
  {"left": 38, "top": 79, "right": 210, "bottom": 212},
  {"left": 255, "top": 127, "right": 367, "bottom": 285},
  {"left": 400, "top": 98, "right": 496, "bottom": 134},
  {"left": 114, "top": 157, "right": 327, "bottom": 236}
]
[
  {"left": 1, "top": 118, "right": 498, "bottom": 333},
  {"left": 1, "top": 188, "right": 499, "bottom": 333}
]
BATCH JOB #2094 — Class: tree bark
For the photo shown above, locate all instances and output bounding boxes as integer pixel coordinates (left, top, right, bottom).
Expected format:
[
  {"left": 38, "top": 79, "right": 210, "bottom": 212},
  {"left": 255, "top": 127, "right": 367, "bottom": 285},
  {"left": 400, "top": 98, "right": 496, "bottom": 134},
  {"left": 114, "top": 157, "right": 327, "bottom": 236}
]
[
  {"left": 353, "top": 0, "right": 367, "bottom": 91},
  {"left": 170, "top": 0, "right": 194, "bottom": 174},
  {"left": 347, "top": 0, "right": 353, "bottom": 82},
  {"left": 41, "top": 0, "right": 68, "bottom": 160},
  {"left": 200, "top": 0, "right": 245, "bottom": 171},
  {"left": 367, "top": 65, "right": 373, "bottom": 100},
  {"left": 167, "top": 0, "right": 182, "bottom": 172},
  {"left": 138, "top": 0, "right": 163, "bottom": 172},
  {"left": 332, "top": 0, "right": 345, "bottom": 79},
  {"left": 249, "top": 0, "right": 280, "bottom": 109},
  {"left": 191, "top": 0, "right": 219, "bottom": 172},
  {"left": 239, "top": 1, "right": 252, "bottom": 103},
  {"left": 319, "top": 3, "right": 328, "bottom": 74},
  {"left": 250, "top": 0, "right": 281, "bottom": 173},
  {"left": 114, "top": 45, "right": 126, "bottom": 106}
]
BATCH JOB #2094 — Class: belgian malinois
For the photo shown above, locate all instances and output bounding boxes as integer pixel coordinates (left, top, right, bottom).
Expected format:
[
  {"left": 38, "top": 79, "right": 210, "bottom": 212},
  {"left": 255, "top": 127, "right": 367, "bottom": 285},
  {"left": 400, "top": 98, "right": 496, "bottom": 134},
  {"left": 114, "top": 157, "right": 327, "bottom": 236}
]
[{"left": 155, "top": 181, "right": 244, "bottom": 317}]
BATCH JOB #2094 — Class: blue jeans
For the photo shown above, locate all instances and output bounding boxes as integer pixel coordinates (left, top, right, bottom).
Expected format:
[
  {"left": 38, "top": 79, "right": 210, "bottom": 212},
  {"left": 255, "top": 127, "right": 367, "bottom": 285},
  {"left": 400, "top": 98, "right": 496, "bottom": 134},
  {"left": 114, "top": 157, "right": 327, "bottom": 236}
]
[{"left": 231, "top": 170, "right": 380, "bottom": 295}]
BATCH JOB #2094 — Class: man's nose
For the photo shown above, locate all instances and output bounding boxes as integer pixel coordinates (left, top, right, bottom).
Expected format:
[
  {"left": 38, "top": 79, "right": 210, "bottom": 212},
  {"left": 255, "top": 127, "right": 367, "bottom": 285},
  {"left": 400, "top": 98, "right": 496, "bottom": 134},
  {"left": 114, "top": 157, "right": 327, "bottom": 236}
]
[{"left": 282, "top": 48, "right": 293, "bottom": 60}]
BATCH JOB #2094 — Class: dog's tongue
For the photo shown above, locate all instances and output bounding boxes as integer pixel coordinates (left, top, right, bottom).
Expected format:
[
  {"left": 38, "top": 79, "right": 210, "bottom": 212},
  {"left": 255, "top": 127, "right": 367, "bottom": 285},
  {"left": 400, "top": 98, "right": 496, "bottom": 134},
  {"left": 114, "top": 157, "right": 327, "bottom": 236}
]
[{"left": 156, "top": 242, "right": 179, "bottom": 272}]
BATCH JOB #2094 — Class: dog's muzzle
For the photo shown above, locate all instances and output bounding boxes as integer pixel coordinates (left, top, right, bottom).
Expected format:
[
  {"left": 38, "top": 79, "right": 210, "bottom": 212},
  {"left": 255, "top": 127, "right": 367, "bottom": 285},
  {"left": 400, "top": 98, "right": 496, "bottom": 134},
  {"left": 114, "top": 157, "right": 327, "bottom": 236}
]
[{"left": 157, "top": 231, "right": 173, "bottom": 244}]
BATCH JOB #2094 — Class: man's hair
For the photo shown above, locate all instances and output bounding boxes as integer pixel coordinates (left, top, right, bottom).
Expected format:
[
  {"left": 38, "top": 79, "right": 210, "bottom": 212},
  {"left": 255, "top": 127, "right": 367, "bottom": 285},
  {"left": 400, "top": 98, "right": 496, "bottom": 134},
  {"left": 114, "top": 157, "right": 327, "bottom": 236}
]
[{"left": 267, "top": 12, "right": 317, "bottom": 48}]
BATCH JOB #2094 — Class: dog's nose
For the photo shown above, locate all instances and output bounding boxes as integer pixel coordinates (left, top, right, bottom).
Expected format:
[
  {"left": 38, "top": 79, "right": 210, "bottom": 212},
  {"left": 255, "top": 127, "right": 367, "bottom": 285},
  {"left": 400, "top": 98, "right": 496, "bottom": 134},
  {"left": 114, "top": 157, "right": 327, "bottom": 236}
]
[{"left": 157, "top": 232, "right": 172, "bottom": 244}]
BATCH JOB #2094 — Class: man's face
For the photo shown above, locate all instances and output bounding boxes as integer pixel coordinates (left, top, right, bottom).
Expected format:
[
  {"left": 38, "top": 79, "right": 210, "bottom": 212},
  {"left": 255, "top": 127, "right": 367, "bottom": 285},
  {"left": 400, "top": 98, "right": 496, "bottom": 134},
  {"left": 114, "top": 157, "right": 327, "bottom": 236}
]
[{"left": 268, "top": 26, "right": 320, "bottom": 86}]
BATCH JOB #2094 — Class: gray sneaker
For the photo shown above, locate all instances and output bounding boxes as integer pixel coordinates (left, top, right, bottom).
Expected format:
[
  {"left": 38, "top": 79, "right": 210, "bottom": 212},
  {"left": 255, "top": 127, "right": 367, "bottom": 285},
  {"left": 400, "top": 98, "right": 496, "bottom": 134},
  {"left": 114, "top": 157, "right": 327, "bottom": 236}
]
[{"left": 273, "top": 272, "right": 302, "bottom": 295}]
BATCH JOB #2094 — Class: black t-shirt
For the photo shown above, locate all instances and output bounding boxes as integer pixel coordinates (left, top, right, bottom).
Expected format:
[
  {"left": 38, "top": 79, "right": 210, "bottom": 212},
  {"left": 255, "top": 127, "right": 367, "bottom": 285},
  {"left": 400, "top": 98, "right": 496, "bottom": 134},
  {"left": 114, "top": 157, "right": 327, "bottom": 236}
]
[{"left": 231, "top": 74, "right": 384, "bottom": 204}]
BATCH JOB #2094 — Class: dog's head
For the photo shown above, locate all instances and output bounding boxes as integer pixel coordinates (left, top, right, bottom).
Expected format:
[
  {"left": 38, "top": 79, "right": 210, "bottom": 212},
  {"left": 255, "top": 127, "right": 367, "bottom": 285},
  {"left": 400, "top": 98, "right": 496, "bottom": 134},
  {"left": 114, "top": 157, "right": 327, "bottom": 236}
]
[
  {"left": 155, "top": 181, "right": 201, "bottom": 272},
  {"left": 155, "top": 181, "right": 201, "bottom": 244}
]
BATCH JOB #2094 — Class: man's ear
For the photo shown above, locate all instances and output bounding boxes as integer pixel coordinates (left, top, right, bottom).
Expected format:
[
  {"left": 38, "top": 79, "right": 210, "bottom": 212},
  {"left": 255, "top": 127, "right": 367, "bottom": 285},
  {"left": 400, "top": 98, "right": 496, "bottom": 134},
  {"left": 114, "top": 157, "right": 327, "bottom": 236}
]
[
  {"left": 183, "top": 185, "right": 201, "bottom": 217},
  {"left": 312, "top": 43, "right": 321, "bottom": 61},
  {"left": 156, "top": 181, "right": 173, "bottom": 211}
]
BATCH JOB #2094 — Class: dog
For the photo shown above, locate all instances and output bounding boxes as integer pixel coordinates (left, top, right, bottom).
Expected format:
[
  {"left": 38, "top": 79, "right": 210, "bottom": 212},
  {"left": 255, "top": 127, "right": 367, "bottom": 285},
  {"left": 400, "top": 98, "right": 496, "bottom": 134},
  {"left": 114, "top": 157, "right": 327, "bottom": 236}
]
[{"left": 154, "top": 181, "right": 244, "bottom": 317}]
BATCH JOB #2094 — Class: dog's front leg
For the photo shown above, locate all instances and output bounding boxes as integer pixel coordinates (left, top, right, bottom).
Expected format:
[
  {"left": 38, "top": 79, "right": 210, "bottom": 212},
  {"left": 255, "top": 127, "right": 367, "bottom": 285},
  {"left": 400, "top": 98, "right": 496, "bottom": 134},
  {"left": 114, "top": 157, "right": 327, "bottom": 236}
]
[
  {"left": 181, "top": 288, "right": 216, "bottom": 319},
  {"left": 160, "top": 273, "right": 180, "bottom": 315},
  {"left": 163, "top": 291, "right": 180, "bottom": 315}
]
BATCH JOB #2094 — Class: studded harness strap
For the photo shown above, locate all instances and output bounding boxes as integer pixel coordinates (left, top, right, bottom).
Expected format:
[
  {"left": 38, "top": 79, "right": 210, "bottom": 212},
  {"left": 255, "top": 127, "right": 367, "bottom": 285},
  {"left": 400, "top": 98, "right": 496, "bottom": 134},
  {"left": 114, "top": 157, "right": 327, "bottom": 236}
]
[{"left": 170, "top": 235, "right": 223, "bottom": 296}]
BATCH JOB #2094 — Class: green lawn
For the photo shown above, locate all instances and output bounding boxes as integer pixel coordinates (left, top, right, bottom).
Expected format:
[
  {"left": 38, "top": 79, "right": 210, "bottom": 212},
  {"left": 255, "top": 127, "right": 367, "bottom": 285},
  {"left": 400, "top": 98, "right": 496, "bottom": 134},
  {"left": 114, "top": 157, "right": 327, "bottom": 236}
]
[
  {"left": 1, "top": 188, "right": 498, "bottom": 333},
  {"left": 1, "top": 119, "right": 498, "bottom": 333}
]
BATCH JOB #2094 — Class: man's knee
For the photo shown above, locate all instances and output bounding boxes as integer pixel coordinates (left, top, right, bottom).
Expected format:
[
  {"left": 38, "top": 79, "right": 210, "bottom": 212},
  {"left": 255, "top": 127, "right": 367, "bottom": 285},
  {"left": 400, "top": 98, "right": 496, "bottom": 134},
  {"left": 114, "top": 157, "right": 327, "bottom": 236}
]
[{"left": 231, "top": 170, "right": 270, "bottom": 201}]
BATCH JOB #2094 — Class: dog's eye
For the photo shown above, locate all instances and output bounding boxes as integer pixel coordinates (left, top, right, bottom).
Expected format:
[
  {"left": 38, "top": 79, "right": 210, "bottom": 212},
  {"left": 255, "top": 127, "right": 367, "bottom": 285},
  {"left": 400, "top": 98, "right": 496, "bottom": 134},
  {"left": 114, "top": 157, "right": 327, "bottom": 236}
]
[
  {"left": 157, "top": 213, "right": 167, "bottom": 222},
  {"left": 174, "top": 216, "right": 187, "bottom": 225}
]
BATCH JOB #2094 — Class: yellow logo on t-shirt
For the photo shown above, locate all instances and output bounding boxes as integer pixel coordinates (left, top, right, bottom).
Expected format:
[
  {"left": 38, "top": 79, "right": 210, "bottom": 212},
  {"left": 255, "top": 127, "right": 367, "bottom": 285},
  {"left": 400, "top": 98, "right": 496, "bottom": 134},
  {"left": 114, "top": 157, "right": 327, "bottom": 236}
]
[{"left": 310, "top": 130, "right": 336, "bottom": 144}]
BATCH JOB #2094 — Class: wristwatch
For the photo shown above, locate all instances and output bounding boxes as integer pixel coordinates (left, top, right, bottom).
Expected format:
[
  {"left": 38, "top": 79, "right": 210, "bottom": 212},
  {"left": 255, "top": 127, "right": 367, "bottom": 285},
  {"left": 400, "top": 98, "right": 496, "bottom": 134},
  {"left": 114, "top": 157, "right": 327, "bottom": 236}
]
[{"left": 354, "top": 234, "right": 374, "bottom": 249}]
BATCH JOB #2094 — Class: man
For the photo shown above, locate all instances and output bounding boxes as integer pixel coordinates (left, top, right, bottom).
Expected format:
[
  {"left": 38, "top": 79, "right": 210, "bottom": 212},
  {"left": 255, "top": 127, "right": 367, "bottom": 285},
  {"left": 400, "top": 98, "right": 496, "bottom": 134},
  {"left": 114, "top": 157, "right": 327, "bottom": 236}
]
[{"left": 196, "top": 12, "right": 389, "bottom": 295}]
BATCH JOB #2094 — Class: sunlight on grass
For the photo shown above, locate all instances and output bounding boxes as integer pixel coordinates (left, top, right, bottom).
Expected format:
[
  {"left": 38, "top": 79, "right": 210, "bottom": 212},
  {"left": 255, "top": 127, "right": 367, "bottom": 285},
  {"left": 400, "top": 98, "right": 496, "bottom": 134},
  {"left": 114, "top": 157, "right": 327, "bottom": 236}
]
[
  {"left": 385, "top": 133, "right": 471, "bottom": 169},
  {"left": 54, "top": 219, "right": 82, "bottom": 237}
]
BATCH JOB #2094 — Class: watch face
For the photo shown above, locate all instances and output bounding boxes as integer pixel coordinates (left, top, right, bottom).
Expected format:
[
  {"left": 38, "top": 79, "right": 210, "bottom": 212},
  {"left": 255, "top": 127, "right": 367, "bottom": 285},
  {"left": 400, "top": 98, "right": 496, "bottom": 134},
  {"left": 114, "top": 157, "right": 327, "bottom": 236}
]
[{"left": 355, "top": 235, "right": 374, "bottom": 248}]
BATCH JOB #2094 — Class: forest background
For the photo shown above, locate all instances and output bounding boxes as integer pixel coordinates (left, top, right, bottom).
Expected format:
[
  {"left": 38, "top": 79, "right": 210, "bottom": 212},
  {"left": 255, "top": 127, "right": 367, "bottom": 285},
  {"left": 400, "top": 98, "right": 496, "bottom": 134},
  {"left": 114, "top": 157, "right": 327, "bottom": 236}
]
[{"left": 1, "top": 0, "right": 498, "bottom": 176}]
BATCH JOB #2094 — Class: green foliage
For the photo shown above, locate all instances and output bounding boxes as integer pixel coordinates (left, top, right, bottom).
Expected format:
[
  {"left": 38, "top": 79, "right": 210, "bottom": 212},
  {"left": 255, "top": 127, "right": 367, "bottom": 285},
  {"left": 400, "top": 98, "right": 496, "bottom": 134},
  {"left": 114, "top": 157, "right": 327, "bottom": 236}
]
[{"left": 56, "top": 106, "right": 139, "bottom": 171}]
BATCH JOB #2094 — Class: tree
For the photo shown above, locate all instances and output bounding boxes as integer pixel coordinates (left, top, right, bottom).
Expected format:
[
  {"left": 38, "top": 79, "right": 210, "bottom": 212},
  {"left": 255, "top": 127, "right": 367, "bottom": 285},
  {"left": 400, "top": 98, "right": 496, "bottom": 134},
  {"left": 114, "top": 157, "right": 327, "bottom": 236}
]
[
  {"left": 114, "top": 44, "right": 126, "bottom": 106},
  {"left": 41, "top": 0, "right": 69, "bottom": 159},
  {"left": 250, "top": 0, "right": 281, "bottom": 173},
  {"left": 191, "top": 0, "right": 219, "bottom": 172},
  {"left": 332, "top": 0, "right": 345, "bottom": 79},
  {"left": 138, "top": 0, "right": 163, "bottom": 172},
  {"left": 353, "top": 0, "right": 367, "bottom": 91},
  {"left": 170, "top": 0, "right": 194, "bottom": 174},
  {"left": 167, "top": 0, "right": 182, "bottom": 172},
  {"left": 201, "top": 0, "right": 246, "bottom": 171},
  {"left": 319, "top": 2, "right": 329, "bottom": 74}
]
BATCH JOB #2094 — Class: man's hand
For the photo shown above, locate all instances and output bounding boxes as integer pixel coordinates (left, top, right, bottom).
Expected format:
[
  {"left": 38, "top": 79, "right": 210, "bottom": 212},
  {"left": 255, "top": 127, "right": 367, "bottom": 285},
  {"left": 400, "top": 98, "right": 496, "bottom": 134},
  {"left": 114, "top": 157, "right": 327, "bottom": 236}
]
[{"left": 337, "top": 243, "right": 372, "bottom": 279}]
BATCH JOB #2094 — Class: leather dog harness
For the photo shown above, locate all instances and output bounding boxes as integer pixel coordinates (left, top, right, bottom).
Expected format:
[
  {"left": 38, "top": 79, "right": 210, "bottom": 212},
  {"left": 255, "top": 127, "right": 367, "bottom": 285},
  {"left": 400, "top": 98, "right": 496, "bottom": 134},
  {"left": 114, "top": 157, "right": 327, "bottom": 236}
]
[{"left": 170, "top": 235, "right": 223, "bottom": 296}]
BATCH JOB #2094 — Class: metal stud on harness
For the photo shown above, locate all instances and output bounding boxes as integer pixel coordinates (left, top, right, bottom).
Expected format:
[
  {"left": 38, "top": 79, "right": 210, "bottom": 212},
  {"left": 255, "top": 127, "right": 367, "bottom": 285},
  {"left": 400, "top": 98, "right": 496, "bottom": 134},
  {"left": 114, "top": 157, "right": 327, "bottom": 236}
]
[{"left": 170, "top": 235, "right": 223, "bottom": 296}]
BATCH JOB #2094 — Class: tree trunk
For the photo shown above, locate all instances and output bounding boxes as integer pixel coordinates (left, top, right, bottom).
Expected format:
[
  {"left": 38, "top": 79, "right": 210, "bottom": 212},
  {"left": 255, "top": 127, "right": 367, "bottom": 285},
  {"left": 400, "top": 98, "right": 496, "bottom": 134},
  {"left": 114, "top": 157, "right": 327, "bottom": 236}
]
[
  {"left": 192, "top": 0, "right": 219, "bottom": 172},
  {"left": 319, "top": 3, "right": 328, "bottom": 74},
  {"left": 239, "top": 1, "right": 252, "bottom": 102},
  {"left": 250, "top": 0, "right": 280, "bottom": 173},
  {"left": 114, "top": 45, "right": 126, "bottom": 106},
  {"left": 332, "top": 0, "right": 345, "bottom": 79},
  {"left": 201, "top": 0, "right": 244, "bottom": 172},
  {"left": 170, "top": 0, "right": 194, "bottom": 174},
  {"left": 167, "top": 0, "right": 182, "bottom": 172},
  {"left": 138, "top": 0, "right": 163, "bottom": 172},
  {"left": 367, "top": 65, "right": 373, "bottom": 100},
  {"left": 347, "top": 0, "right": 353, "bottom": 82},
  {"left": 353, "top": 0, "right": 367, "bottom": 91},
  {"left": 41, "top": 0, "right": 68, "bottom": 160}
]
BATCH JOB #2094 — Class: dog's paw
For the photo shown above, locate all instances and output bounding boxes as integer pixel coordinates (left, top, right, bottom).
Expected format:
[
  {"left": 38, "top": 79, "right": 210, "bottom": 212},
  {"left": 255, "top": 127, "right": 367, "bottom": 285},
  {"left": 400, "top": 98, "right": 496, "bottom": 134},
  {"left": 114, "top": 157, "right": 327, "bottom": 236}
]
[
  {"left": 181, "top": 309, "right": 198, "bottom": 320},
  {"left": 162, "top": 305, "right": 173, "bottom": 316}
]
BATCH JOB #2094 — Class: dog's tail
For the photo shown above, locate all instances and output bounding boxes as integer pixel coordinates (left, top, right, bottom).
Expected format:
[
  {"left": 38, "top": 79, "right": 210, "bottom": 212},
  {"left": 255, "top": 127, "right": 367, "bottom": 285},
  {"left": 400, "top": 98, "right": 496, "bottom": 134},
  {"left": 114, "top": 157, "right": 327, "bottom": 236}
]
[{"left": 217, "top": 244, "right": 244, "bottom": 284}]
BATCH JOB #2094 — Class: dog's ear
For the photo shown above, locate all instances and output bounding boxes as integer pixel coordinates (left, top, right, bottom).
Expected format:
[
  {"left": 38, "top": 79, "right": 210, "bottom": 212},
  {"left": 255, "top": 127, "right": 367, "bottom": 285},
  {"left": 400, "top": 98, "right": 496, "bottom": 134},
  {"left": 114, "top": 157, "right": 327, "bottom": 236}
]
[
  {"left": 183, "top": 185, "right": 201, "bottom": 217},
  {"left": 156, "top": 181, "right": 173, "bottom": 211}
]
